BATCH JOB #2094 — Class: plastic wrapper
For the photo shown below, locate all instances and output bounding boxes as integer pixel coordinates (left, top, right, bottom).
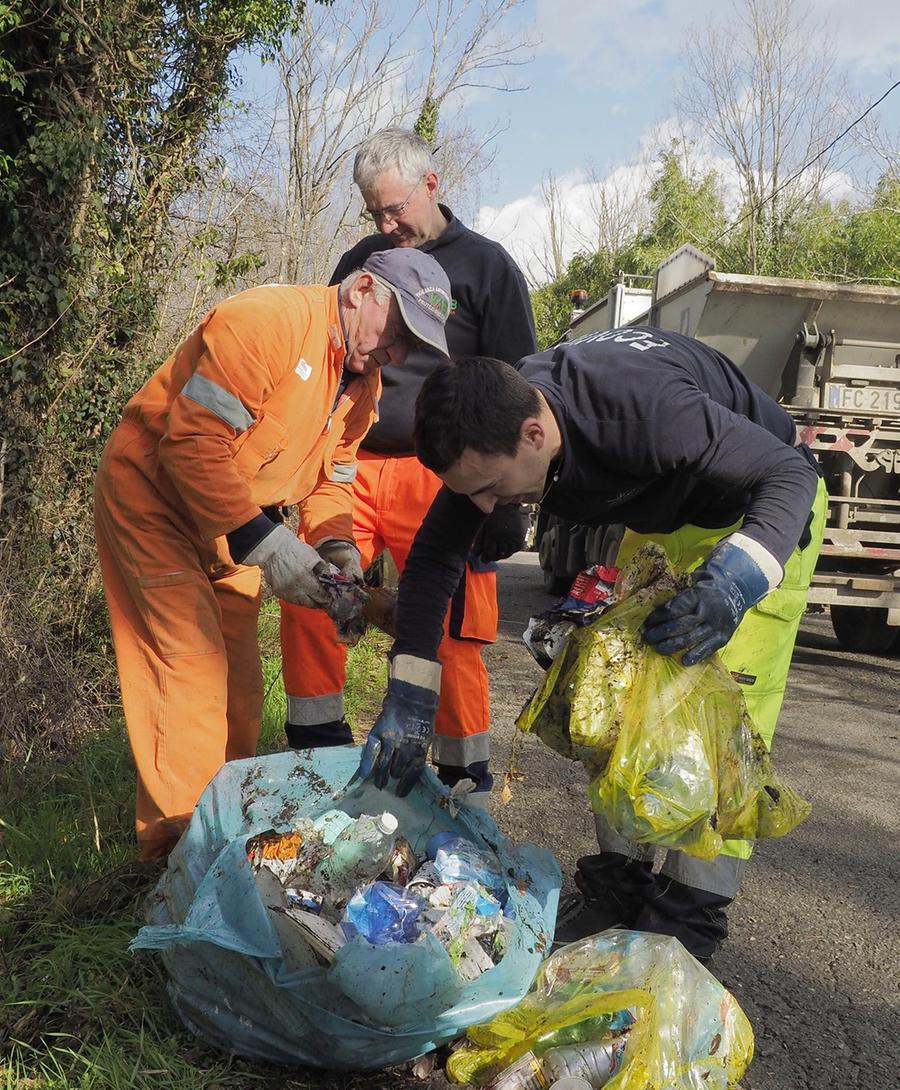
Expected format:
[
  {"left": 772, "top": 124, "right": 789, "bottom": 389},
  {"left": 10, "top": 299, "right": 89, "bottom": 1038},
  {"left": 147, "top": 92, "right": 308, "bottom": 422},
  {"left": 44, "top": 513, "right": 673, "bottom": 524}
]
[
  {"left": 341, "top": 881, "right": 424, "bottom": 945},
  {"left": 247, "top": 826, "right": 314, "bottom": 884},
  {"left": 523, "top": 565, "right": 619, "bottom": 670},
  {"left": 428, "top": 832, "right": 509, "bottom": 906},
  {"left": 130, "top": 748, "right": 559, "bottom": 1070},
  {"left": 517, "top": 544, "right": 811, "bottom": 859},
  {"left": 318, "top": 569, "right": 369, "bottom": 645},
  {"left": 447, "top": 929, "right": 754, "bottom": 1089}
]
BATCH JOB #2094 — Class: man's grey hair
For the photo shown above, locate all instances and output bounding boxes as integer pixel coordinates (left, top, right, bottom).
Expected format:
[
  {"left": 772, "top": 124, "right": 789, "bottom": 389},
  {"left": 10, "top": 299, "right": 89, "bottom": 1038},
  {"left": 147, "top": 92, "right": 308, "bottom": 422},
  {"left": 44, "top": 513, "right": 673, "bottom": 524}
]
[
  {"left": 353, "top": 128, "right": 436, "bottom": 192},
  {"left": 339, "top": 269, "right": 393, "bottom": 304}
]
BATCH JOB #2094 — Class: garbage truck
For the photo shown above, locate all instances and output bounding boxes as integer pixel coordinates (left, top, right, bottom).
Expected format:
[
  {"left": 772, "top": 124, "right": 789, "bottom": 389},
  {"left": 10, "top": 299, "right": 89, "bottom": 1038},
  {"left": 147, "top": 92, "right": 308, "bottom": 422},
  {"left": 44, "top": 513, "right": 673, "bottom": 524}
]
[{"left": 536, "top": 245, "right": 900, "bottom": 653}]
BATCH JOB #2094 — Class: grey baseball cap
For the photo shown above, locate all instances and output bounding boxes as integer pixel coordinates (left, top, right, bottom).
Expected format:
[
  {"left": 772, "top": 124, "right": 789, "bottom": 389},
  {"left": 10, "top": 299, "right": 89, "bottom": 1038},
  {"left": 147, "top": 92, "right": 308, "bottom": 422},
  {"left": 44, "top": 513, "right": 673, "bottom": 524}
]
[{"left": 362, "top": 248, "right": 452, "bottom": 356}]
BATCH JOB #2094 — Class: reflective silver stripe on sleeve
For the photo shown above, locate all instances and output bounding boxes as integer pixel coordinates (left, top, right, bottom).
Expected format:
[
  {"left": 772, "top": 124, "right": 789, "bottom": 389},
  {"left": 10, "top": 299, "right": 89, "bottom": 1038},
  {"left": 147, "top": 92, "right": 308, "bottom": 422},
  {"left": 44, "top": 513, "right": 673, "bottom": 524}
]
[
  {"left": 330, "top": 462, "right": 358, "bottom": 483},
  {"left": 180, "top": 373, "right": 254, "bottom": 433}
]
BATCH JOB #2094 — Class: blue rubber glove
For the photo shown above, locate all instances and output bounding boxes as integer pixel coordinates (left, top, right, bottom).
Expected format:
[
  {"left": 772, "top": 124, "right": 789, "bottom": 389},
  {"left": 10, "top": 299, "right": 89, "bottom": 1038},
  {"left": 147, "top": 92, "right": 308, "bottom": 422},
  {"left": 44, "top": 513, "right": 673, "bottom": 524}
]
[
  {"left": 357, "top": 655, "right": 442, "bottom": 797},
  {"left": 643, "top": 536, "right": 782, "bottom": 665}
]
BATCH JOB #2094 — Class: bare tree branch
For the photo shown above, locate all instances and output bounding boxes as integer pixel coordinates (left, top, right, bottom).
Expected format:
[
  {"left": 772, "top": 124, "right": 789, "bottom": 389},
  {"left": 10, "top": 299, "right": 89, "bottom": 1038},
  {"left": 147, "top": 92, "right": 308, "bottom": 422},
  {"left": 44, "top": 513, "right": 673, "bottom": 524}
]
[{"left": 676, "top": 0, "right": 852, "bottom": 273}]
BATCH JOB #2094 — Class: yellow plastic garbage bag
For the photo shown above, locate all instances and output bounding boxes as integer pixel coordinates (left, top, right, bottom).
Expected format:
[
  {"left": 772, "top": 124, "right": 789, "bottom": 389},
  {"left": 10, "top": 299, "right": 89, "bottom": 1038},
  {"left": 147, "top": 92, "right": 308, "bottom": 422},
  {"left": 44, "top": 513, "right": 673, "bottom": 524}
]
[
  {"left": 517, "top": 544, "right": 811, "bottom": 859},
  {"left": 447, "top": 929, "right": 754, "bottom": 1089}
]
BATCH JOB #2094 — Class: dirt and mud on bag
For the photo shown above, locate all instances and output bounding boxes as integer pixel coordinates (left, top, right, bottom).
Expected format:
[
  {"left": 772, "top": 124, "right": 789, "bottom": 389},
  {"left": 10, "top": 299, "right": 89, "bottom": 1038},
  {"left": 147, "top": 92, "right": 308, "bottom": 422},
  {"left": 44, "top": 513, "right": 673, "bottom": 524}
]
[
  {"left": 516, "top": 543, "right": 811, "bottom": 859},
  {"left": 446, "top": 928, "right": 754, "bottom": 1089},
  {"left": 130, "top": 747, "right": 560, "bottom": 1070}
]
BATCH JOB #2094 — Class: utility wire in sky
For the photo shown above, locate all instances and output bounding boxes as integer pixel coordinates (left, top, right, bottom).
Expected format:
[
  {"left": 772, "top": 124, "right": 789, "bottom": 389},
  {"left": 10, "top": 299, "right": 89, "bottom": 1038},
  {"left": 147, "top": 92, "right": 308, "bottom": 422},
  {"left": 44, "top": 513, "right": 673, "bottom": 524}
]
[{"left": 708, "top": 78, "right": 900, "bottom": 246}]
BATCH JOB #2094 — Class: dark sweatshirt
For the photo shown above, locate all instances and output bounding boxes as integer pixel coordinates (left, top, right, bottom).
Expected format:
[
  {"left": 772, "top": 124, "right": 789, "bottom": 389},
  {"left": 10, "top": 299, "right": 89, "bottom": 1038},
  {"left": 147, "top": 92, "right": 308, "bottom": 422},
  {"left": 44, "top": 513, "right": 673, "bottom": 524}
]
[
  {"left": 393, "top": 326, "right": 820, "bottom": 661},
  {"left": 331, "top": 205, "right": 536, "bottom": 454}
]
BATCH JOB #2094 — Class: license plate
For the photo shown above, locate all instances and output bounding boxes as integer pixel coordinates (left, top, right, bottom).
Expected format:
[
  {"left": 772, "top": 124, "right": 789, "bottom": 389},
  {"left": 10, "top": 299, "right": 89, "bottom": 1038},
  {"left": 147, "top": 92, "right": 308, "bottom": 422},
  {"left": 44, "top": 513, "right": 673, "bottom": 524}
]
[{"left": 826, "top": 383, "right": 900, "bottom": 414}]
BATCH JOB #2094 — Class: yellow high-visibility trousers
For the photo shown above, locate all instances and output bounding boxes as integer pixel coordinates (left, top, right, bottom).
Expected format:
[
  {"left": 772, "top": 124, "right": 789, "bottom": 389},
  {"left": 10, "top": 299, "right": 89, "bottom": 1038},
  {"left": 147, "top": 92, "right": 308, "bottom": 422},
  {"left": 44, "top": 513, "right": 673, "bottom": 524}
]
[{"left": 596, "top": 478, "right": 827, "bottom": 895}]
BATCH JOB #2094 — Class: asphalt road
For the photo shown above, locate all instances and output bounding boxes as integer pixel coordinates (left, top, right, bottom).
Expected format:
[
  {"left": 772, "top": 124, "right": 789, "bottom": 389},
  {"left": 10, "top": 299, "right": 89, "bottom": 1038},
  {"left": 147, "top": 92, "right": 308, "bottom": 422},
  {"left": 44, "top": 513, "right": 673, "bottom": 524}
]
[{"left": 481, "top": 552, "right": 900, "bottom": 1090}]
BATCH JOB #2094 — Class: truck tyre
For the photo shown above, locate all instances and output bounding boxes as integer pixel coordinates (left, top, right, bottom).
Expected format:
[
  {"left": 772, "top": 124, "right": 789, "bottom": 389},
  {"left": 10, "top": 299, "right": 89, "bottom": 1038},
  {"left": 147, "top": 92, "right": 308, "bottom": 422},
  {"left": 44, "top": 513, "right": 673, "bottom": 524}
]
[
  {"left": 830, "top": 605, "right": 899, "bottom": 654},
  {"left": 597, "top": 524, "right": 625, "bottom": 567},
  {"left": 543, "top": 568, "right": 570, "bottom": 596},
  {"left": 538, "top": 519, "right": 573, "bottom": 596}
]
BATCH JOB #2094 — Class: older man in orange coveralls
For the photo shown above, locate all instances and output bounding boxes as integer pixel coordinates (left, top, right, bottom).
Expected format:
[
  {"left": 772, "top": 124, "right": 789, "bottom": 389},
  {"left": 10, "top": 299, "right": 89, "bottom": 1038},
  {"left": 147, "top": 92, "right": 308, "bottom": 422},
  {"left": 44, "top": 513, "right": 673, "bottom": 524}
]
[{"left": 94, "top": 248, "right": 451, "bottom": 859}]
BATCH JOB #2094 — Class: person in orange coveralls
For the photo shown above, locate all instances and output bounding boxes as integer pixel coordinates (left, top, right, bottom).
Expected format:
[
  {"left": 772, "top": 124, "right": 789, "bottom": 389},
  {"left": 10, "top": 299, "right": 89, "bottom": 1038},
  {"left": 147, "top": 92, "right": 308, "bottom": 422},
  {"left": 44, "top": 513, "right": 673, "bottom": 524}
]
[
  {"left": 280, "top": 129, "right": 536, "bottom": 804},
  {"left": 94, "top": 248, "right": 451, "bottom": 859}
]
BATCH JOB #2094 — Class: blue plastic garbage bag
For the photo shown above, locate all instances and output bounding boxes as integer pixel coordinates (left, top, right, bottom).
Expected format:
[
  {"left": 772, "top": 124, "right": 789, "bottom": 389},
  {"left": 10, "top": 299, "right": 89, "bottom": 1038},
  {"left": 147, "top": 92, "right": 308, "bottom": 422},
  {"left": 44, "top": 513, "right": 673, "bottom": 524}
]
[{"left": 131, "top": 748, "right": 560, "bottom": 1070}]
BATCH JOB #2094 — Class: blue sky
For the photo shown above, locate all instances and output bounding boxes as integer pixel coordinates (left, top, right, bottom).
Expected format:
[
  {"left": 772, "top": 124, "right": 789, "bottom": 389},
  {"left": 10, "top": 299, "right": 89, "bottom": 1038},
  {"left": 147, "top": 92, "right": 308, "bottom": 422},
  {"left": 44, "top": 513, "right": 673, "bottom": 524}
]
[
  {"left": 464, "top": 0, "right": 900, "bottom": 277},
  {"left": 467, "top": 0, "right": 900, "bottom": 201},
  {"left": 237, "top": 0, "right": 900, "bottom": 281}
]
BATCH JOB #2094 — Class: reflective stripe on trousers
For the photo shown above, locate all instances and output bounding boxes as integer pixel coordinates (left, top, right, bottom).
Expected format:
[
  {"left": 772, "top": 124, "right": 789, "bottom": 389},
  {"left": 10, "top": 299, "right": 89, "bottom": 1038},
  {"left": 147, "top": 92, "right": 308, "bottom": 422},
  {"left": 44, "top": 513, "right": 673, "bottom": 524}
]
[{"left": 594, "top": 479, "right": 828, "bottom": 897}]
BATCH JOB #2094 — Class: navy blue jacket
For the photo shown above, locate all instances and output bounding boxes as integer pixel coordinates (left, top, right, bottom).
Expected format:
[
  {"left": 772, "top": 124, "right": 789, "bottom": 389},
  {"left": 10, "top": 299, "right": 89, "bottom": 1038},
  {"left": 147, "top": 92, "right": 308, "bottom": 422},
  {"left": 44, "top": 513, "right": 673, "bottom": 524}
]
[
  {"left": 332, "top": 205, "right": 536, "bottom": 455},
  {"left": 393, "top": 326, "right": 820, "bottom": 661}
]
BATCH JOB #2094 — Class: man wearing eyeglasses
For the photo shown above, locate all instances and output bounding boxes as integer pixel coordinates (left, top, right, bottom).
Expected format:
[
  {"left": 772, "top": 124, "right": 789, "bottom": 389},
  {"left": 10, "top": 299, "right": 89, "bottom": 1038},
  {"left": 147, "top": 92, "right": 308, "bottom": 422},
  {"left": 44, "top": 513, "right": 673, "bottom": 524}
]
[{"left": 280, "top": 127, "right": 536, "bottom": 805}]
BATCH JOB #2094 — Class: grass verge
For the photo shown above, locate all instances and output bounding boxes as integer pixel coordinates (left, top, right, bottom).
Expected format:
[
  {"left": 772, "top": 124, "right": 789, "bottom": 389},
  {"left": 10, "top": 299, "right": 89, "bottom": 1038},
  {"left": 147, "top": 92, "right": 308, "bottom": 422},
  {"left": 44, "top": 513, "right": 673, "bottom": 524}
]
[{"left": 0, "top": 608, "right": 410, "bottom": 1090}]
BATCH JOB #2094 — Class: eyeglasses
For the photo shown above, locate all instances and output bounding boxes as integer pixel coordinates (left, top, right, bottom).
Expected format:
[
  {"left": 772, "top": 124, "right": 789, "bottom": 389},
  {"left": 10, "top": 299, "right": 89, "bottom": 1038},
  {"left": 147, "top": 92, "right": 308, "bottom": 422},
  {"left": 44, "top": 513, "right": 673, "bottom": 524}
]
[{"left": 363, "top": 178, "right": 423, "bottom": 223}]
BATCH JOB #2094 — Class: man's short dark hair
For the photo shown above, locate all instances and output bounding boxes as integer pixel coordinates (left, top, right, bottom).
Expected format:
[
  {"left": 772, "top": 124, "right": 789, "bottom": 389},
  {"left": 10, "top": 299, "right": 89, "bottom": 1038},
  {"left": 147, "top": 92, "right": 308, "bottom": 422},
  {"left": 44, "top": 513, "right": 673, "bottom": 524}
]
[{"left": 414, "top": 356, "right": 541, "bottom": 473}]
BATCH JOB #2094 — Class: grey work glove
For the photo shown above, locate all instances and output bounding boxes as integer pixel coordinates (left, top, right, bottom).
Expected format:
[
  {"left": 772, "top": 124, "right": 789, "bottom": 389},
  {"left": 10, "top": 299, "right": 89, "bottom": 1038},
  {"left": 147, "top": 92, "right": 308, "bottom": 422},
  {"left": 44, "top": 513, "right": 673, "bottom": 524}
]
[
  {"left": 316, "top": 538, "right": 365, "bottom": 585},
  {"left": 244, "top": 524, "right": 332, "bottom": 608}
]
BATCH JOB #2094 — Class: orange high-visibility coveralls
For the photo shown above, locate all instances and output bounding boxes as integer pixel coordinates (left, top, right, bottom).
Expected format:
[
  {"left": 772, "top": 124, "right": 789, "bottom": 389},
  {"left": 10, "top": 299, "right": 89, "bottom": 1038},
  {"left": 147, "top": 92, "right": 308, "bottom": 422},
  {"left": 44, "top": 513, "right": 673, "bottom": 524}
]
[
  {"left": 94, "top": 285, "right": 379, "bottom": 858},
  {"left": 281, "top": 450, "right": 498, "bottom": 770}
]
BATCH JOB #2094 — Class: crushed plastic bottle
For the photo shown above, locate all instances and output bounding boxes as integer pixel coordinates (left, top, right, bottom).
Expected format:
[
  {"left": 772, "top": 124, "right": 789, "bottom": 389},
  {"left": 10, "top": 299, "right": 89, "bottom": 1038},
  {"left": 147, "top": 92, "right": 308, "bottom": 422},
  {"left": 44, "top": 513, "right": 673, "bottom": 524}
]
[
  {"left": 542, "top": 1039, "right": 627, "bottom": 1086},
  {"left": 534, "top": 1009, "right": 635, "bottom": 1052},
  {"left": 484, "top": 1051, "right": 544, "bottom": 1089},
  {"left": 340, "top": 881, "right": 423, "bottom": 945},
  {"left": 312, "top": 812, "right": 398, "bottom": 908},
  {"left": 486, "top": 1037, "right": 626, "bottom": 1090}
]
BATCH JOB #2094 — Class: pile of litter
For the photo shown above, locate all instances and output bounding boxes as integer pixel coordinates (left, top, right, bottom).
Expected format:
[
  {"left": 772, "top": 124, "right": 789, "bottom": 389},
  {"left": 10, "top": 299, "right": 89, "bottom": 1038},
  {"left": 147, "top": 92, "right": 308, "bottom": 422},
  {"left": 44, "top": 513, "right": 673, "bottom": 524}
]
[
  {"left": 131, "top": 749, "right": 559, "bottom": 1070},
  {"left": 248, "top": 812, "right": 516, "bottom": 983}
]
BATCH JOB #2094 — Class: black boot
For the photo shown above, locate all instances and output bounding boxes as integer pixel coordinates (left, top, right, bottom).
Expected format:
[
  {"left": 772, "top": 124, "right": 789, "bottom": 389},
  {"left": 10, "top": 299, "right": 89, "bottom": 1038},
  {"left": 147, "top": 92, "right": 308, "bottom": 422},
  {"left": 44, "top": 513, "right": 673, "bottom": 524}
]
[
  {"left": 553, "top": 852, "right": 655, "bottom": 948},
  {"left": 284, "top": 718, "right": 354, "bottom": 749},
  {"left": 633, "top": 876, "right": 730, "bottom": 962}
]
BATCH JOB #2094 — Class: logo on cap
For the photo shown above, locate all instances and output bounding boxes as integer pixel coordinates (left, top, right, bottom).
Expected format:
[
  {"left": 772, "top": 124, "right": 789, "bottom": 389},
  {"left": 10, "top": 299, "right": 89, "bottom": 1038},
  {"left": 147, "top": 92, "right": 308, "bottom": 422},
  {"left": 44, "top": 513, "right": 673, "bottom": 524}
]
[{"left": 417, "top": 287, "right": 451, "bottom": 322}]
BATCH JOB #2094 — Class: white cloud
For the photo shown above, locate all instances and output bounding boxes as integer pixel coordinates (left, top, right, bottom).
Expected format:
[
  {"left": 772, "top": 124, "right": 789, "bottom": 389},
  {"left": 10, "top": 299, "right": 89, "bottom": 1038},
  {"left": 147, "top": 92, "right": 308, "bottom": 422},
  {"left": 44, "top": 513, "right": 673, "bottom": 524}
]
[
  {"left": 473, "top": 121, "right": 863, "bottom": 286},
  {"left": 475, "top": 159, "right": 655, "bottom": 284}
]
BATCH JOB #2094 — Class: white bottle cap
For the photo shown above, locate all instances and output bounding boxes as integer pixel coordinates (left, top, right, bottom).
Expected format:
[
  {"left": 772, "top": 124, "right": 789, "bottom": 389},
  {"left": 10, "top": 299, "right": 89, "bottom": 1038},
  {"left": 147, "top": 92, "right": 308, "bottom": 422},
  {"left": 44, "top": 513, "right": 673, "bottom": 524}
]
[
  {"left": 377, "top": 812, "right": 399, "bottom": 835},
  {"left": 549, "top": 1079, "right": 593, "bottom": 1090}
]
